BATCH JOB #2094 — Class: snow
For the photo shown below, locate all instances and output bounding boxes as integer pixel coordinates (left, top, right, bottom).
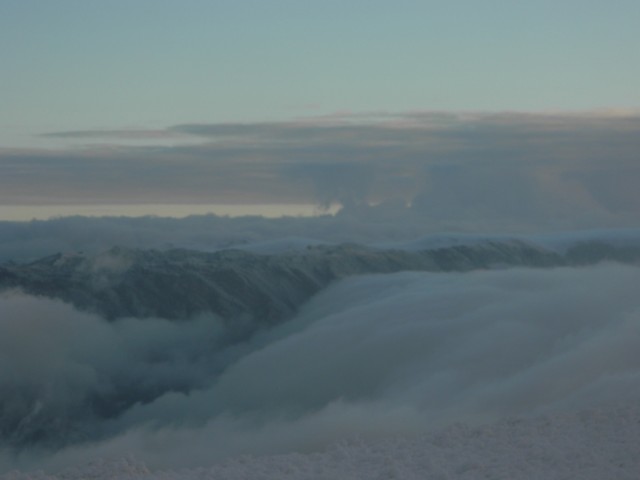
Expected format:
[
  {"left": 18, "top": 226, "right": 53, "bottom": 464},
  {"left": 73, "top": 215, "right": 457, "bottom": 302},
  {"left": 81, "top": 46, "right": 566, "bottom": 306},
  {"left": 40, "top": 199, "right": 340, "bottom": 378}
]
[{"left": 3, "top": 405, "right": 639, "bottom": 480}]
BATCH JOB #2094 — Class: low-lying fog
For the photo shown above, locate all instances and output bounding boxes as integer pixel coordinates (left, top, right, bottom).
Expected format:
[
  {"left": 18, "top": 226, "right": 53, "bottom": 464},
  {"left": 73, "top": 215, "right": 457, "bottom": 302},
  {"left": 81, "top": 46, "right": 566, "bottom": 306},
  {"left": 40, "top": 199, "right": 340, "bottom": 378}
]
[{"left": 2, "top": 257, "right": 639, "bottom": 471}]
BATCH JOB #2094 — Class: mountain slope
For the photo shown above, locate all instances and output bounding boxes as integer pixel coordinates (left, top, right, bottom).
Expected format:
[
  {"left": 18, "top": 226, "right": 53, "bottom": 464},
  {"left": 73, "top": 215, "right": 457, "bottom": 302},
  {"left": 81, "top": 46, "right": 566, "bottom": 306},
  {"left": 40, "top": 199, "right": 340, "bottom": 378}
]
[{"left": 0, "top": 241, "right": 570, "bottom": 324}]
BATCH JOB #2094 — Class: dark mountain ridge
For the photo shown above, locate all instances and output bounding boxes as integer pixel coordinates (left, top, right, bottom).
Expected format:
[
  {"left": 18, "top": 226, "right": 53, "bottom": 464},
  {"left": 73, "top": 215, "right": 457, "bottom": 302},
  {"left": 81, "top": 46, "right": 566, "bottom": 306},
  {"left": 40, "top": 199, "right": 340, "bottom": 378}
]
[{"left": 2, "top": 239, "right": 637, "bottom": 326}]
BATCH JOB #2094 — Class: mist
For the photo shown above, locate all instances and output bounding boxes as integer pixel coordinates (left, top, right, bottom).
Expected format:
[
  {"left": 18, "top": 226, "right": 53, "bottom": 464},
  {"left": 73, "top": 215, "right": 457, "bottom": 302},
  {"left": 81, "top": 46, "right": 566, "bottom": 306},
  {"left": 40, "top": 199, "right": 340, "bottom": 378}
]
[{"left": 2, "top": 261, "right": 640, "bottom": 471}]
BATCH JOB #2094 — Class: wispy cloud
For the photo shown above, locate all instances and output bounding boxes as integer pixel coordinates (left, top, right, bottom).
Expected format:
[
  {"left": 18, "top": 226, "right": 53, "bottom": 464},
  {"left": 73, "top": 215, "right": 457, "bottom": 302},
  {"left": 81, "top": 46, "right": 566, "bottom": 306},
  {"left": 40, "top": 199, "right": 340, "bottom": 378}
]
[{"left": 41, "top": 129, "right": 184, "bottom": 140}]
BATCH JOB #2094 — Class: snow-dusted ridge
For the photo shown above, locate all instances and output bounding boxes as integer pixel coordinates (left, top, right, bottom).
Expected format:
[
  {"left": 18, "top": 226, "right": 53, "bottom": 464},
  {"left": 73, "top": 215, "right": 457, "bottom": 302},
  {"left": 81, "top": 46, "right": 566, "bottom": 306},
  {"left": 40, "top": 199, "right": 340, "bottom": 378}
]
[{"left": 2, "top": 234, "right": 640, "bottom": 324}]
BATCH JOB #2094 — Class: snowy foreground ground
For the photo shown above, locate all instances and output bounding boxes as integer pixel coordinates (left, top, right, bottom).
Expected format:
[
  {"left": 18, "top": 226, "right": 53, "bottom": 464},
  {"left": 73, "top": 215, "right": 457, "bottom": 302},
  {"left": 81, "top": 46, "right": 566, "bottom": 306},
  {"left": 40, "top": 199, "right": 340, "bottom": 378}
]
[{"left": 3, "top": 405, "right": 639, "bottom": 480}]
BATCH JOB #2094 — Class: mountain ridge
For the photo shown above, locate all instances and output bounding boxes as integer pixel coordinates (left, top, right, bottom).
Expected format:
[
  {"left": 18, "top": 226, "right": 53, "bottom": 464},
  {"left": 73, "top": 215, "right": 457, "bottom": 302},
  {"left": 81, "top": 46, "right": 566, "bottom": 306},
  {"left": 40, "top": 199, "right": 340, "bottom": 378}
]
[{"left": 2, "top": 239, "right": 637, "bottom": 327}]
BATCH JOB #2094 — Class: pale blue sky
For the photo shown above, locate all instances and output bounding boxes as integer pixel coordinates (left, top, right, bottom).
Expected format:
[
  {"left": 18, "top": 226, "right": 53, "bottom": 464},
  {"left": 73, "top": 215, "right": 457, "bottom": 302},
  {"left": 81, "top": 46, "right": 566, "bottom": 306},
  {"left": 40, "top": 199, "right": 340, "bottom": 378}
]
[{"left": 2, "top": 0, "right": 639, "bottom": 144}]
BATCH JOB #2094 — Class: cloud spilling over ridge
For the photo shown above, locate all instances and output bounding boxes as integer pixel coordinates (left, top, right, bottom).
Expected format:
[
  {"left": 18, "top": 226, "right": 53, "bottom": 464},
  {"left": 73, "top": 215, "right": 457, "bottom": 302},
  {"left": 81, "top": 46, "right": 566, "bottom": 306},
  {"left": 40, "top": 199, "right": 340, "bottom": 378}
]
[
  {"left": 0, "top": 294, "right": 244, "bottom": 451},
  {"left": 2, "top": 111, "right": 640, "bottom": 230},
  {"left": 1, "top": 263, "right": 640, "bottom": 471}
]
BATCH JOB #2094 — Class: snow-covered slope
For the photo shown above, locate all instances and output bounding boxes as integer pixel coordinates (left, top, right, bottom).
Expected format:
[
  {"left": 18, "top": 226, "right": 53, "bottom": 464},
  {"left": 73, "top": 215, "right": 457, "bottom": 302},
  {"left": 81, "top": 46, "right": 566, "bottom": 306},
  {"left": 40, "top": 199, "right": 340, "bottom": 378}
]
[{"left": 2, "top": 405, "right": 639, "bottom": 480}]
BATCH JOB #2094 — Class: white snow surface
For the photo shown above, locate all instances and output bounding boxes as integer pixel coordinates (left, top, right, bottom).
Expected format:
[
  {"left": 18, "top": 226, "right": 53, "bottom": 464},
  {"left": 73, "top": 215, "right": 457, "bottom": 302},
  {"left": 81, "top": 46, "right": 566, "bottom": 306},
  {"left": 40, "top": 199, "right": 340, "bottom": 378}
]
[{"left": 3, "top": 405, "right": 639, "bottom": 480}]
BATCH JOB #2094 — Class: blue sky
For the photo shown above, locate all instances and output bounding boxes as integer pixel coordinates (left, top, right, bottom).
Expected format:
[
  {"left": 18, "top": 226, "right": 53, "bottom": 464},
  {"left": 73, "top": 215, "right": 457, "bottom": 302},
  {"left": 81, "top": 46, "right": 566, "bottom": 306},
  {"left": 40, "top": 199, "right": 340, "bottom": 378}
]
[{"left": 2, "top": 0, "right": 639, "bottom": 141}]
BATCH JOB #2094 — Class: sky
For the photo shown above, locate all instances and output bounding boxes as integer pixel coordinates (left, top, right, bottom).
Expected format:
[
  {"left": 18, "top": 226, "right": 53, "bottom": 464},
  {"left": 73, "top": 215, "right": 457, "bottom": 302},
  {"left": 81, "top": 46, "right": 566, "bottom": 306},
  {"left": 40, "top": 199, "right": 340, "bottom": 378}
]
[
  {"left": 2, "top": 0, "right": 639, "bottom": 137},
  {"left": 1, "top": 1, "right": 639, "bottom": 224}
]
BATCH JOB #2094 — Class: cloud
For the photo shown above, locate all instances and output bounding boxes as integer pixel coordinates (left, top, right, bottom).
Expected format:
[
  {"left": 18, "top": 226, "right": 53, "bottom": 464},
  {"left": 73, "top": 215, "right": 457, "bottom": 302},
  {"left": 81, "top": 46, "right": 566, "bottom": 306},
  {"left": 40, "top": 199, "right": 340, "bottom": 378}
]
[
  {"left": 0, "top": 293, "right": 241, "bottom": 452},
  {"left": 2, "top": 262, "right": 640, "bottom": 471},
  {"left": 2, "top": 111, "right": 640, "bottom": 231},
  {"left": 286, "top": 162, "right": 375, "bottom": 209},
  {"left": 41, "top": 129, "right": 185, "bottom": 141}
]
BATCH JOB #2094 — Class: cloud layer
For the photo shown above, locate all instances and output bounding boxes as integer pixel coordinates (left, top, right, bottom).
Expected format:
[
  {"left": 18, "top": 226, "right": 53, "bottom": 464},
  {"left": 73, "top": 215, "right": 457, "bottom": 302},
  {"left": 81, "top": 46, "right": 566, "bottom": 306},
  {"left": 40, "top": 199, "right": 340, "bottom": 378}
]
[
  {"left": 2, "top": 262, "right": 640, "bottom": 471},
  {"left": 2, "top": 111, "right": 640, "bottom": 231}
]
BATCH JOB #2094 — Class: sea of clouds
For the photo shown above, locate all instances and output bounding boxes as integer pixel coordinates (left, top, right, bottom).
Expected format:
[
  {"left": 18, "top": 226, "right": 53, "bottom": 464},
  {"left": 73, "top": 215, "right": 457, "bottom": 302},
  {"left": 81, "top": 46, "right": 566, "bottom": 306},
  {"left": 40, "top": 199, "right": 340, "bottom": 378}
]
[
  {"left": 3, "top": 110, "right": 640, "bottom": 476},
  {"left": 1, "top": 260, "right": 639, "bottom": 473}
]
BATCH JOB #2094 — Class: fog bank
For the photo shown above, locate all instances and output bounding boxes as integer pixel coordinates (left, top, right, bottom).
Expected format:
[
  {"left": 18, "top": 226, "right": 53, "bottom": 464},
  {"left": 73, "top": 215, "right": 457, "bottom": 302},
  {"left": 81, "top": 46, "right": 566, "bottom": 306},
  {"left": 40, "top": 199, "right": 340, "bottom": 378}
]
[{"left": 1, "top": 263, "right": 639, "bottom": 471}]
